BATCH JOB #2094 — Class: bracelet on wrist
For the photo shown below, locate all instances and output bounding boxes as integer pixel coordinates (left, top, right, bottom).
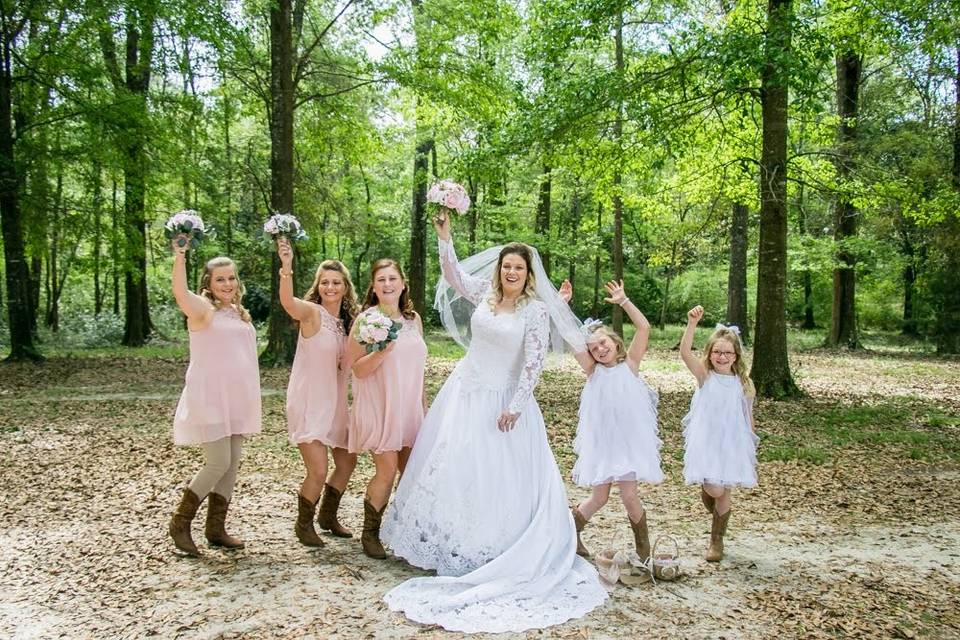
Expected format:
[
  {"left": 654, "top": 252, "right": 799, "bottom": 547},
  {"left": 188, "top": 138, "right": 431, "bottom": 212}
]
[
  {"left": 279, "top": 269, "right": 292, "bottom": 279},
  {"left": 618, "top": 298, "right": 631, "bottom": 307}
]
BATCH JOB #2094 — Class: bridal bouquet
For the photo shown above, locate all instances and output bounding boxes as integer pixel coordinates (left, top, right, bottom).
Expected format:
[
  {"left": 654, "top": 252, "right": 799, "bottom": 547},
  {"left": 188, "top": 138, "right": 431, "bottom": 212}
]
[
  {"left": 165, "top": 210, "right": 211, "bottom": 250},
  {"left": 262, "top": 213, "right": 307, "bottom": 247},
  {"left": 426, "top": 180, "right": 470, "bottom": 225},
  {"left": 356, "top": 308, "right": 402, "bottom": 353}
]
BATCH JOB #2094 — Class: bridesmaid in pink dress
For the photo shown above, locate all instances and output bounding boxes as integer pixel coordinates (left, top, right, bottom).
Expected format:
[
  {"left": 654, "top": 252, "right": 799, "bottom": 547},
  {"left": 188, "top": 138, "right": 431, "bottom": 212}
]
[
  {"left": 345, "top": 259, "right": 427, "bottom": 559},
  {"left": 168, "top": 239, "right": 261, "bottom": 557},
  {"left": 277, "top": 237, "right": 359, "bottom": 547}
]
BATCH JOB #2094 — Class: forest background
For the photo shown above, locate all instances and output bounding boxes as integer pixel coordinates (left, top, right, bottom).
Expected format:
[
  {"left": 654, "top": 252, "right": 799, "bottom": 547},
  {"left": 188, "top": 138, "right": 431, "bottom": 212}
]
[{"left": 0, "top": 0, "right": 958, "bottom": 397}]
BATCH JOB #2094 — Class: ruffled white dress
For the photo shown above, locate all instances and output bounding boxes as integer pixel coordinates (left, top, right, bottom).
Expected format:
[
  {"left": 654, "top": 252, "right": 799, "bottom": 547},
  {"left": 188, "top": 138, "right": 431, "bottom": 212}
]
[
  {"left": 380, "top": 239, "right": 607, "bottom": 634},
  {"left": 682, "top": 372, "right": 759, "bottom": 488},
  {"left": 572, "top": 362, "right": 664, "bottom": 486}
]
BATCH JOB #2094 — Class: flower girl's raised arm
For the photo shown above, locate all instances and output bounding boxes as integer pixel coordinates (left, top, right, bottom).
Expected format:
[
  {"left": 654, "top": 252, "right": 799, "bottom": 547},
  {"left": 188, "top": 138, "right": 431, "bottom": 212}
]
[{"left": 680, "top": 305, "right": 708, "bottom": 385}]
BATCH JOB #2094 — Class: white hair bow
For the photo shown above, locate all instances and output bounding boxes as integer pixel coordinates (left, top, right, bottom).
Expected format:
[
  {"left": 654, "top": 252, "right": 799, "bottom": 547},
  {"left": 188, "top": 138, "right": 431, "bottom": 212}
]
[
  {"left": 715, "top": 323, "right": 741, "bottom": 336},
  {"left": 581, "top": 317, "right": 604, "bottom": 337}
]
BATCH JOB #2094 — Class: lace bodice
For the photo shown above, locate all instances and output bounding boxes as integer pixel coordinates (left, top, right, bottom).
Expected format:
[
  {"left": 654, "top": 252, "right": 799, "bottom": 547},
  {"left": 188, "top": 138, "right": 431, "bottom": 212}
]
[
  {"left": 440, "top": 239, "right": 549, "bottom": 414},
  {"left": 317, "top": 305, "right": 345, "bottom": 336}
]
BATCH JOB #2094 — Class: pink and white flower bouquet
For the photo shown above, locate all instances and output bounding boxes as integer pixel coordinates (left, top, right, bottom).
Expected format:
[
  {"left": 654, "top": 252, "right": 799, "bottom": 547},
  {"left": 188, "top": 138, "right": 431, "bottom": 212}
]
[
  {"left": 426, "top": 180, "right": 470, "bottom": 225},
  {"left": 262, "top": 213, "right": 307, "bottom": 248},
  {"left": 356, "top": 308, "right": 402, "bottom": 353},
  {"left": 165, "top": 209, "right": 211, "bottom": 250}
]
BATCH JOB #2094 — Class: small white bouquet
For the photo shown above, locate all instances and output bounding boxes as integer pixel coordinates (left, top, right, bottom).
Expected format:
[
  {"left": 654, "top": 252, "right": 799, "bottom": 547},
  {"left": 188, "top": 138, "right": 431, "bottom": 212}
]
[
  {"left": 262, "top": 213, "right": 307, "bottom": 248},
  {"left": 356, "top": 308, "right": 402, "bottom": 353},
  {"left": 426, "top": 180, "right": 470, "bottom": 225},
  {"left": 165, "top": 210, "right": 211, "bottom": 250}
]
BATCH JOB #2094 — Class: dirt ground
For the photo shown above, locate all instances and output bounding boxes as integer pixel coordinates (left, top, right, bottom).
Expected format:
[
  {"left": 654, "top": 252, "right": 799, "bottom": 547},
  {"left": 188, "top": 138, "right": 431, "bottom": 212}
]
[{"left": 1, "top": 348, "right": 959, "bottom": 639}]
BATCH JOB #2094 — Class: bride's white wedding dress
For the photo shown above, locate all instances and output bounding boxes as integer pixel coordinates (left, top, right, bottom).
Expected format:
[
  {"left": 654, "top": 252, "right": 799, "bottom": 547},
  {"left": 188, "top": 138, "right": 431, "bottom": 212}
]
[{"left": 380, "top": 239, "right": 607, "bottom": 634}]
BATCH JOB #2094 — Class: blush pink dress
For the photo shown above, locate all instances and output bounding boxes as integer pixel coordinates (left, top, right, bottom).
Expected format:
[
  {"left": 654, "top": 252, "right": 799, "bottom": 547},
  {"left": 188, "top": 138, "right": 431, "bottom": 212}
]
[
  {"left": 348, "top": 310, "right": 427, "bottom": 454},
  {"left": 286, "top": 305, "right": 350, "bottom": 448},
  {"left": 173, "top": 307, "right": 262, "bottom": 445}
]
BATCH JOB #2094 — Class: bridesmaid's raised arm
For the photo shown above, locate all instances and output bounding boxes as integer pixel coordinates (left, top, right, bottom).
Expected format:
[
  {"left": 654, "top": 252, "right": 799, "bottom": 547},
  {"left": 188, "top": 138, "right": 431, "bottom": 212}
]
[
  {"left": 277, "top": 237, "right": 317, "bottom": 325},
  {"left": 171, "top": 238, "right": 213, "bottom": 324}
]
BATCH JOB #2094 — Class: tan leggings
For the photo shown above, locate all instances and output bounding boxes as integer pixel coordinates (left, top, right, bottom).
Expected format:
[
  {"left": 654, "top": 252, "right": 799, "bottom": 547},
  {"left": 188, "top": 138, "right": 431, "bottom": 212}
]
[{"left": 188, "top": 435, "right": 243, "bottom": 501}]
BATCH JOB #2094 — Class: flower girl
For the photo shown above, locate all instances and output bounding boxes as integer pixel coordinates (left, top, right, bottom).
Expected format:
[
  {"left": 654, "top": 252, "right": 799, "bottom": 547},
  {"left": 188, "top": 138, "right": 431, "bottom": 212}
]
[
  {"left": 566, "top": 280, "right": 664, "bottom": 563},
  {"left": 679, "top": 305, "right": 758, "bottom": 562}
]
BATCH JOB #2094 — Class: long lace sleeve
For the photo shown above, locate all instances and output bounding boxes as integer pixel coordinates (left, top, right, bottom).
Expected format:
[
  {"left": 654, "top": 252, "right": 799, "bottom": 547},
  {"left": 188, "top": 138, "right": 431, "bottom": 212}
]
[
  {"left": 438, "top": 238, "right": 489, "bottom": 305},
  {"left": 507, "top": 302, "right": 550, "bottom": 414}
]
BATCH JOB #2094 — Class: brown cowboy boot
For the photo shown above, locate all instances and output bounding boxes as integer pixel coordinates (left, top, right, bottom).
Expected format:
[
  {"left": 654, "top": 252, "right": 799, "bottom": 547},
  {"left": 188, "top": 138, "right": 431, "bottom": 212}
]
[
  {"left": 169, "top": 488, "right": 203, "bottom": 556},
  {"left": 205, "top": 493, "right": 245, "bottom": 549},
  {"left": 571, "top": 506, "right": 591, "bottom": 558},
  {"left": 361, "top": 499, "right": 387, "bottom": 559},
  {"left": 700, "top": 487, "right": 715, "bottom": 514},
  {"left": 295, "top": 494, "right": 325, "bottom": 547},
  {"left": 706, "top": 508, "right": 731, "bottom": 562},
  {"left": 318, "top": 483, "right": 353, "bottom": 538},
  {"left": 629, "top": 510, "right": 651, "bottom": 563}
]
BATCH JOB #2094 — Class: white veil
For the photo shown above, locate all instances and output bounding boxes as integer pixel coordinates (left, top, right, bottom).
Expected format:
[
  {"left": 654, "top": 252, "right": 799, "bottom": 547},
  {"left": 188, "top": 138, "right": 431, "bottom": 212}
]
[{"left": 434, "top": 243, "right": 586, "bottom": 354}]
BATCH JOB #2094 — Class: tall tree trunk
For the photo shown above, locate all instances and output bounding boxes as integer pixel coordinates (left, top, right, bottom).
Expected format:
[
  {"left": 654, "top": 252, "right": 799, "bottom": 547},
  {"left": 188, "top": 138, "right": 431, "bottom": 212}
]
[
  {"left": 568, "top": 187, "right": 582, "bottom": 298},
  {"left": 46, "top": 164, "right": 63, "bottom": 330},
  {"left": 0, "top": 15, "right": 40, "bottom": 360},
  {"left": 92, "top": 159, "right": 103, "bottom": 315},
  {"left": 111, "top": 178, "right": 119, "bottom": 316},
  {"left": 535, "top": 163, "right": 551, "bottom": 277},
  {"left": 262, "top": 0, "right": 298, "bottom": 365},
  {"left": 796, "top": 185, "right": 815, "bottom": 330},
  {"left": 611, "top": 11, "right": 625, "bottom": 336},
  {"left": 222, "top": 68, "right": 234, "bottom": 256},
  {"left": 752, "top": 0, "right": 799, "bottom": 398},
  {"left": 100, "top": 3, "right": 156, "bottom": 346},
  {"left": 727, "top": 201, "right": 750, "bottom": 340},
  {"left": 409, "top": 126, "right": 432, "bottom": 317},
  {"left": 591, "top": 202, "right": 603, "bottom": 318},
  {"left": 935, "top": 45, "right": 960, "bottom": 354},
  {"left": 828, "top": 51, "right": 861, "bottom": 348},
  {"left": 901, "top": 235, "right": 917, "bottom": 336},
  {"left": 409, "top": 0, "right": 433, "bottom": 318}
]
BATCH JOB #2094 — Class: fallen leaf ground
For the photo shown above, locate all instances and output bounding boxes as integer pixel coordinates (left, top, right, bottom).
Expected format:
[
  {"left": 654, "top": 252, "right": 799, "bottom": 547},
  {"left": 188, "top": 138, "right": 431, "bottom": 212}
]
[{"left": 1, "top": 345, "right": 958, "bottom": 639}]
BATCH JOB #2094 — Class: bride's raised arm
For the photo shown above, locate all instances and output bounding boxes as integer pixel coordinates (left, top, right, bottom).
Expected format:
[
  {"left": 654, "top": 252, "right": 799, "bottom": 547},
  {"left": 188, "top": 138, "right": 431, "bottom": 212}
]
[{"left": 434, "top": 214, "right": 488, "bottom": 305}]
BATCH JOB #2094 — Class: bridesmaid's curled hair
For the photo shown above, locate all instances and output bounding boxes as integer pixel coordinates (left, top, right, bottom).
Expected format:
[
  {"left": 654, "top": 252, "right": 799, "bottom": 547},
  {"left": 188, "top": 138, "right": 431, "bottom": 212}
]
[{"left": 363, "top": 259, "right": 416, "bottom": 320}]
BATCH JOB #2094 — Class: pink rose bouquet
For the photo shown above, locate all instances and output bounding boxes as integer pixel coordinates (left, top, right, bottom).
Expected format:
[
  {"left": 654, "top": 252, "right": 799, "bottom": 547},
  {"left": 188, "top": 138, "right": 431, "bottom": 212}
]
[
  {"left": 165, "top": 210, "right": 211, "bottom": 250},
  {"left": 356, "top": 308, "right": 402, "bottom": 353},
  {"left": 426, "top": 180, "right": 470, "bottom": 225}
]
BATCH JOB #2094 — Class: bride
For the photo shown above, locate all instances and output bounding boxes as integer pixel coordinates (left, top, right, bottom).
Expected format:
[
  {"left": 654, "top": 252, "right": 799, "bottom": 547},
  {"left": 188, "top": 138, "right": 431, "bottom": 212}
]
[{"left": 380, "top": 214, "right": 607, "bottom": 633}]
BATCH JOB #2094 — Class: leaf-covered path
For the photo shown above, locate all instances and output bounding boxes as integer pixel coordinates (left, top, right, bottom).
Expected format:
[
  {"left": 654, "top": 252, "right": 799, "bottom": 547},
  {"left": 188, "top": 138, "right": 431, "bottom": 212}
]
[{"left": 1, "top": 349, "right": 958, "bottom": 639}]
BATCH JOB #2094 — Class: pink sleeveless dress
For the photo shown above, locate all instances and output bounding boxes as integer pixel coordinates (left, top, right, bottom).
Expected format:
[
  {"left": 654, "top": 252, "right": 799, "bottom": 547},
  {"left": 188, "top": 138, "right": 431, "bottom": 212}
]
[
  {"left": 348, "top": 311, "right": 427, "bottom": 454},
  {"left": 286, "top": 305, "right": 350, "bottom": 448},
  {"left": 173, "top": 307, "right": 262, "bottom": 445}
]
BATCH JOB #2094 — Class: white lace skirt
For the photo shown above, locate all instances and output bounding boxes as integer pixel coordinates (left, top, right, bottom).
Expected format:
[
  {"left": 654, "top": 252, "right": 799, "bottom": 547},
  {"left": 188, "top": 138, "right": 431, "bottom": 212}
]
[{"left": 381, "top": 368, "right": 607, "bottom": 633}]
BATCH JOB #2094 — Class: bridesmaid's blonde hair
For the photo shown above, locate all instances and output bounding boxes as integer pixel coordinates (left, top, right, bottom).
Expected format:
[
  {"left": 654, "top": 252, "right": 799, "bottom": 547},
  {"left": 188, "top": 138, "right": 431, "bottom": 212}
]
[
  {"left": 199, "top": 257, "right": 252, "bottom": 322},
  {"left": 305, "top": 259, "right": 359, "bottom": 331}
]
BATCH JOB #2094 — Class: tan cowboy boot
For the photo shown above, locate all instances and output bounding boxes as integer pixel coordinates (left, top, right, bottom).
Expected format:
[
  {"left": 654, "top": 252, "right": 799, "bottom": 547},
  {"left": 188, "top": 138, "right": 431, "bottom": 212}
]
[
  {"left": 629, "top": 510, "right": 651, "bottom": 563},
  {"left": 318, "top": 483, "right": 353, "bottom": 538},
  {"left": 205, "top": 493, "right": 245, "bottom": 549},
  {"left": 571, "top": 506, "right": 591, "bottom": 558},
  {"left": 168, "top": 488, "right": 203, "bottom": 557},
  {"left": 361, "top": 499, "right": 387, "bottom": 559},
  {"left": 295, "top": 494, "right": 325, "bottom": 547},
  {"left": 706, "top": 508, "right": 731, "bottom": 562},
  {"left": 700, "top": 487, "right": 715, "bottom": 514}
]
